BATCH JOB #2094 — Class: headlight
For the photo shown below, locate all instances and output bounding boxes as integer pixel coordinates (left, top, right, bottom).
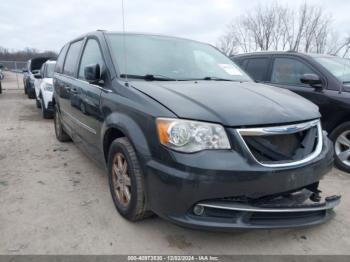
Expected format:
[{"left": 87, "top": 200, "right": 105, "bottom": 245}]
[
  {"left": 156, "top": 118, "right": 231, "bottom": 153},
  {"left": 44, "top": 84, "right": 53, "bottom": 92}
]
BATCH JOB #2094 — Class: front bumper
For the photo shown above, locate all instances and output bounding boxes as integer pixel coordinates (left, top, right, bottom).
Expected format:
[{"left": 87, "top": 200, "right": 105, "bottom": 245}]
[
  {"left": 144, "top": 136, "right": 338, "bottom": 230},
  {"left": 42, "top": 91, "right": 54, "bottom": 112}
]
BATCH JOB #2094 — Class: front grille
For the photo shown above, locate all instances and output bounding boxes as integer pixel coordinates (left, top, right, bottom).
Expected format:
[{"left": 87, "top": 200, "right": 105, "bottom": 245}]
[{"left": 237, "top": 120, "right": 322, "bottom": 167}]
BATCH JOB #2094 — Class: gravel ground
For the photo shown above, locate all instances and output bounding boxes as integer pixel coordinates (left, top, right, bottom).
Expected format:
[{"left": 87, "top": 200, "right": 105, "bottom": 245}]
[{"left": 0, "top": 71, "right": 349, "bottom": 255}]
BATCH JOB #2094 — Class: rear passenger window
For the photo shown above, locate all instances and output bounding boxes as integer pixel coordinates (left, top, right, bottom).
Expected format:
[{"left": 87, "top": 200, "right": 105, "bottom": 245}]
[
  {"left": 63, "top": 40, "right": 83, "bottom": 76},
  {"left": 78, "top": 39, "right": 105, "bottom": 79},
  {"left": 271, "top": 58, "right": 316, "bottom": 85},
  {"left": 55, "top": 45, "right": 69, "bottom": 73},
  {"left": 245, "top": 58, "right": 270, "bottom": 82}
]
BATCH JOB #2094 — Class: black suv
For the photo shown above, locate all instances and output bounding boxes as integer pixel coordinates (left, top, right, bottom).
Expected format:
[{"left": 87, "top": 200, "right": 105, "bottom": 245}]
[
  {"left": 232, "top": 52, "right": 350, "bottom": 172},
  {"left": 53, "top": 31, "right": 340, "bottom": 230}
]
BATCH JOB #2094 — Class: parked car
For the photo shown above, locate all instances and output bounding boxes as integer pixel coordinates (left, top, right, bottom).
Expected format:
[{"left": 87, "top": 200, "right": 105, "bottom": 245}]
[
  {"left": 34, "top": 60, "right": 56, "bottom": 118},
  {"left": 53, "top": 31, "right": 340, "bottom": 230},
  {"left": 23, "top": 57, "right": 53, "bottom": 99},
  {"left": 232, "top": 52, "right": 350, "bottom": 173}
]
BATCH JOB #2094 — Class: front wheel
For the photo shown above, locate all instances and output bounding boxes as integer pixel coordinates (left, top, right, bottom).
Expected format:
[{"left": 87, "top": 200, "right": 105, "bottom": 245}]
[
  {"left": 41, "top": 96, "right": 52, "bottom": 119},
  {"left": 0, "top": 81, "right": 2, "bottom": 94},
  {"left": 330, "top": 122, "right": 350, "bottom": 173},
  {"left": 107, "top": 137, "right": 151, "bottom": 221}
]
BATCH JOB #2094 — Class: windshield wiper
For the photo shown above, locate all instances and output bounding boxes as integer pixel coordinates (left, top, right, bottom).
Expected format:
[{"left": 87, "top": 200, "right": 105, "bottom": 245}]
[
  {"left": 202, "top": 76, "right": 237, "bottom": 81},
  {"left": 120, "top": 74, "right": 177, "bottom": 81}
]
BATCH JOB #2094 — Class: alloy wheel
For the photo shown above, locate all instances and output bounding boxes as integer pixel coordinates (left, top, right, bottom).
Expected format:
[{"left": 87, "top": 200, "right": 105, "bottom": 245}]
[
  {"left": 112, "top": 153, "right": 132, "bottom": 207},
  {"left": 335, "top": 130, "right": 350, "bottom": 167}
]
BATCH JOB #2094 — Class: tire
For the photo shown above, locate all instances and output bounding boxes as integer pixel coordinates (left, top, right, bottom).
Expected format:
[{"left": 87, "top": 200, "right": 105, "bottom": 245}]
[
  {"left": 0, "top": 81, "right": 2, "bottom": 94},
  {"left": 107, "top": 137, "right": 151, "bottom": 221},
  {"left": 27, "top": 83, "right": 35, "bottom": 99},
  {"left": 330, "top": 121, "right": 350, "bottom": 173},
  {"left": 28, "top": 91, "right": 35, "bottom": 99},
  {"left": 36, "top": 97, "right": 41, "bottom": 108},
  {"left": 54, "top": 105, "right": 71, "bottom": 142},
  {"left": 41, "top": 96, "right": 52, "bottom": 119},
  {"left": 24, "top": 82, "right": 27, "bottom": 94}
]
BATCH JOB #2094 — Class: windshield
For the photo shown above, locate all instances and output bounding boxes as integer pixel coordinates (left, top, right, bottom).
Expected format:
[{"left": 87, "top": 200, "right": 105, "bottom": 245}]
[
  {"left": 46, "top": 63, "right": 56, "bottom": 78},
  {"left": 107, "top": 34, "right": 251, "bottom": 81},
  {"left": 313, "top": 56, "right": 350, "bottom": 85}
]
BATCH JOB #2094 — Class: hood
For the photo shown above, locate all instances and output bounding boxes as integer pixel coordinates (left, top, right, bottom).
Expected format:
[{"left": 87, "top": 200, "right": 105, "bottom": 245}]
[{"left": 131, "top": 81, "right": 320, "bottom": 127}]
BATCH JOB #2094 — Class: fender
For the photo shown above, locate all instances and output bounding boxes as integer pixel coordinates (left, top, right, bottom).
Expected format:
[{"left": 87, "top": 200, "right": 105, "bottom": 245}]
[{"left": 101, "top": 111, "right": 152, "bottom": 162}]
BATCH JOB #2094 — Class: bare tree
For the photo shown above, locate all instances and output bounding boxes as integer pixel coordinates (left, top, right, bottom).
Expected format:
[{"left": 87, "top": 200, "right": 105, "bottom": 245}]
[
  {"left": 0, "top": 47, "right": 57, "bottom": 62},
  {"left": 217, "top": 1, "right": 340, "bottom": 57}
]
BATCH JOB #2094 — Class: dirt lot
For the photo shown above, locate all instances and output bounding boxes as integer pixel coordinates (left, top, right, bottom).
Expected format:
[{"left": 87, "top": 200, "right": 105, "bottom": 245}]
[{"left": 0, "top": 71, "right": 350, "bottom": 255}]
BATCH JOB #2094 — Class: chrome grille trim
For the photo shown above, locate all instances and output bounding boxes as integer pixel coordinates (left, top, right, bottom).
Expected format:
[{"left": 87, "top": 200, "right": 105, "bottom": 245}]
[
  {"left": 238, "top": 119, "right": 319, "bottom": 136},
  {"left": 236, "top": 120, "right": 323, "bottom": 168}
]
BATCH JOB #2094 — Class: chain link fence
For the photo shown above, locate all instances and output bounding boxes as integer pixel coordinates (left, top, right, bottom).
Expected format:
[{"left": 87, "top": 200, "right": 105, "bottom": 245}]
[
  {"left": 0, "top": 61, "right": 27, "bottom": 90},
  {"left": 0, "top": 60, "right": 27, "bottom": 72}
]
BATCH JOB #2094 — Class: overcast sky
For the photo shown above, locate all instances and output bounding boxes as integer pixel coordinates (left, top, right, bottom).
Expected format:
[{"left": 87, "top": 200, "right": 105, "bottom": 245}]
[{"left": 0, "top": 0, "right": 349, "bottom": 52}]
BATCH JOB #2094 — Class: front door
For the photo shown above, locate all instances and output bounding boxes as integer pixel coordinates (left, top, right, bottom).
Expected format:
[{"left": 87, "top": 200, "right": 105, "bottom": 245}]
[
  {"left": 73, "top": 38, "right": 106, "bottom": 158},
  {"left": 268, "top": 56, "right": 332, "bottom": 127}
]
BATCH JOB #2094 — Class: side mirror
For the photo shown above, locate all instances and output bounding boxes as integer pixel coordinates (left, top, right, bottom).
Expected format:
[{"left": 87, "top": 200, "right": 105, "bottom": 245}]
[
  {"left": 300, "top": 74, "right": 322, "bottom": 88},
  {"left": 34, "top": 73, "right": 42, "bottom": 79},
  {"left": 84, "top": 64, "right": 101, "bottom": 83}
]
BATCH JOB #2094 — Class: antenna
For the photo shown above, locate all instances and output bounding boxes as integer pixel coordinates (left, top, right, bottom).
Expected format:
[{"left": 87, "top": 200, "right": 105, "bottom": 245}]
[{"left": 122, "top": 0, "right": 128, "bottom": 83}]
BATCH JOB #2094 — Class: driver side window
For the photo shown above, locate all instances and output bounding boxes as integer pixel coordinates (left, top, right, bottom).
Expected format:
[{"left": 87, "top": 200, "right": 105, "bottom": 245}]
[
  {"left": 271, "top": 58, "right": 316, "bottom": 85},
  {"left": 78, "top": 39, "right": 105, "bottom": 80}
]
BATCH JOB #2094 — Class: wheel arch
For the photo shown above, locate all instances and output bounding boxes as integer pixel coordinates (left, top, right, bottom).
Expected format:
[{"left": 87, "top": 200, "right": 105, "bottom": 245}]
[
  {"left": 330, "top": 118, "right": 350, "bottom": 138},
  {"left": 101, "top": 112, "right": 152, "bottom": 164}
]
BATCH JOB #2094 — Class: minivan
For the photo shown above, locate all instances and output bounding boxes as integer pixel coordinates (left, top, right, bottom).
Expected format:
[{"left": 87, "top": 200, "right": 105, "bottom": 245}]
[{"left": 53, "top": 31, "right": 340, "bottom": 230}]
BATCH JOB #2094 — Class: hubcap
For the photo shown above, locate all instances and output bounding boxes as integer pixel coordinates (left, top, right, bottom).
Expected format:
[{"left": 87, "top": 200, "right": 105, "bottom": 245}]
[
  {"left": 335, "top": 130, "right": 350, "bottom": 167},
  {"left": 112, "top": 153, "right": 132, "bottom": 207}
]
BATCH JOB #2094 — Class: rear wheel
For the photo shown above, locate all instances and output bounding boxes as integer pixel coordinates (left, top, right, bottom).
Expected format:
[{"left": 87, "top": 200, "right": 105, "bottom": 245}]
[
  {"left": 54, "top": 105, "right": 70, "bottom": 142},
  {"left": 27, "top": 92, "right": 35, "bottom": 99},
  {"left": 330, "top": 122, "right": 350, "bottom": 173},
  {"left": 107, "top": 137, "right": 151, "bottom": 221}
]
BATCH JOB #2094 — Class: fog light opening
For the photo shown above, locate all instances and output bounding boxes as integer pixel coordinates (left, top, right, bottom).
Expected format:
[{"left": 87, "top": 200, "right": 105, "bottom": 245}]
[{"left": 193, "top": 205, "right": 205, "bottom": 216}]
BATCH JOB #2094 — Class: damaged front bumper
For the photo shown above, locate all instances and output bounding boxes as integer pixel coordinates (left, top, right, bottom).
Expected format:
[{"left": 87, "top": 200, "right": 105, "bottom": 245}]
[{"left": 169, "top": 189, "right": 341, "bottom": 230}]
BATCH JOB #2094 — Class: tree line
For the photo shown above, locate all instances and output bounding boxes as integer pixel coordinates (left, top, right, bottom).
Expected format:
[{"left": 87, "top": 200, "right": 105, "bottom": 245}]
[
  {"left": 217, "top": 2, "right": 350, "bottom": 57},
  {"left": 0, "top": 47, "right": 57, "bottom": 62}
]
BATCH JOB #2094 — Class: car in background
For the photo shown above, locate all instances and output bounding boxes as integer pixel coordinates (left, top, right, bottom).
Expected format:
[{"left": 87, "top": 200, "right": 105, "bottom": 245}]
[
  {"left": 232, "top": 52, "right": 350, "bottom": 173},
  {"left": 52, "top": 31, "right": 340, "bottom": 230},
  {"left": 23, "top": 57, "right": 53, "bottom": 99},
  {"left": 0, "top": 64, "right": 4, "bottom": 94},
  {"left": 34, "top": 60, "right": 56, "bottom": 118}
]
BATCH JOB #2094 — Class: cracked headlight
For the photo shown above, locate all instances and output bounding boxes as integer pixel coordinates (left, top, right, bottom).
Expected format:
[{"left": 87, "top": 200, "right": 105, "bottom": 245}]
[
  {"left": 156, "top": 118, "right": 231, "bottom": 153},
  {"left": 44, "top": 84, "right": 53, "bottom": 92}
]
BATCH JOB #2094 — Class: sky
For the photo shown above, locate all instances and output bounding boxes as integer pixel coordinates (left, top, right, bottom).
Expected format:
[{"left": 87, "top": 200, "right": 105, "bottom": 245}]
[{"left": 0, "top": 0, "right": 349, "bottom": 52}]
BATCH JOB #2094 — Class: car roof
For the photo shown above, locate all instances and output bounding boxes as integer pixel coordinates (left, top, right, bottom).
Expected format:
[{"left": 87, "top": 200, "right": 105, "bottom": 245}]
[
  {"left": 68, "top": 30, "right": 209, "bottom": 46},
  {"left": 232, "top": 51, "right": 336, "bottom": 59}
]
